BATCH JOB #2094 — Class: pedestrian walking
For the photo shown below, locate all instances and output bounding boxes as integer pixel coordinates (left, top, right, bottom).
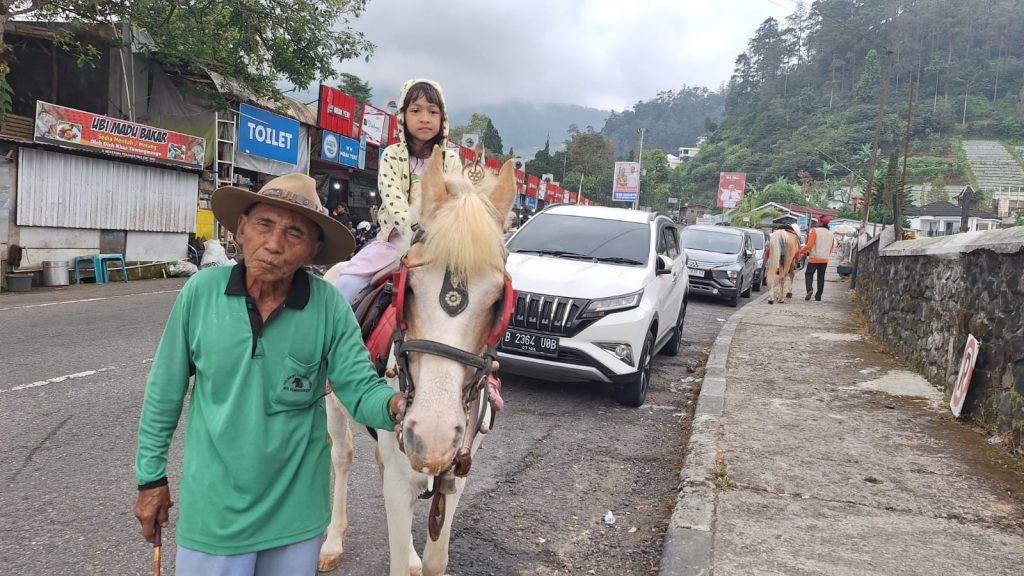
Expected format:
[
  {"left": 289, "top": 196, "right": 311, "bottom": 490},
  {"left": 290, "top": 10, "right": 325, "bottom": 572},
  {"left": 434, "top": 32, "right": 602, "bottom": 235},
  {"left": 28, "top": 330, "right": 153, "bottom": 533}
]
[
  {"left": 134, "top": 173, "right": 405, "bottom": 575},
  {"left": 796, "top": 216, "right": 835, "bottom": 301},
  {"left": 334, "top": 78, "right": 462, "bottom": 302}
]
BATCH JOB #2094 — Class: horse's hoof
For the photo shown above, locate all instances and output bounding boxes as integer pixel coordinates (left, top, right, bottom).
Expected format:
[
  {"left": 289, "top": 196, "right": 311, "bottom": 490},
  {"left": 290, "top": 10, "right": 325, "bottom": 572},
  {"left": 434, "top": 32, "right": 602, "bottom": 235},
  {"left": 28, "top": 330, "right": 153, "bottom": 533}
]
[
  {"left": 409, "top": 570, "right": 423, "bottom": 576},
  {"left": 768, "top": 300, "right": 774, "bottom": 305},
  {"left": 318, "top": 553, "right": 342, "bottom": 573}
]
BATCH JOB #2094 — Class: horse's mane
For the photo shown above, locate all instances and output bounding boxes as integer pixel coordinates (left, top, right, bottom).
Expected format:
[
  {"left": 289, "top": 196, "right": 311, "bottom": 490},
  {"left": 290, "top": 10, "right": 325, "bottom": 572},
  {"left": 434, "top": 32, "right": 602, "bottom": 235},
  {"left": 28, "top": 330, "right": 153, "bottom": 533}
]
[{"left": 419, "top": 176, "right": 506, "bottom": 282}]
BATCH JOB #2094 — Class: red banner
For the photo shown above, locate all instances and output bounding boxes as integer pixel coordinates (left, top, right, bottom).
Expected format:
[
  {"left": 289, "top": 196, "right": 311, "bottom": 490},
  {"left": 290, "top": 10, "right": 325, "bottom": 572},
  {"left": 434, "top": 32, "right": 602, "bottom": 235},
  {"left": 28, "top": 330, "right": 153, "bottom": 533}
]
[
  {"left": 570, "top": 192, "right": 578, "bottom": 203},
  {"left": 485, "top": 157, "right": 501, "bottom": 175},
  {"left": 514, "top": 169, "right": 525, "bottom": 189},
  {"left": 318, "top": 85, "right": 357, "bottom": 138},
  {"left": 388, "top": 114, "right": 401, "bottom": 146},
  {"left": 526, "top": 175, "right": 539, "bottom": 198},
  {"left": 717, "top": 172, "right": 746, "bottom": 209},
  {"left": 461, "top": 146, "right": 477, "bottom": 164},
  {"left": 34, "top": 101, "right": 205, "bottom": 167}
]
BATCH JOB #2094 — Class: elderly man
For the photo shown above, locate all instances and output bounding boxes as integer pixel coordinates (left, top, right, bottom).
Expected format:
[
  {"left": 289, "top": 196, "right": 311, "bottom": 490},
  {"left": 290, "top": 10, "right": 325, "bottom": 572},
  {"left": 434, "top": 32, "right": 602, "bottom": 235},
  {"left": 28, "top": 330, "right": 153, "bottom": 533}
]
[{"left": 134, "top": 173, "right": 403, "bottom": 575}]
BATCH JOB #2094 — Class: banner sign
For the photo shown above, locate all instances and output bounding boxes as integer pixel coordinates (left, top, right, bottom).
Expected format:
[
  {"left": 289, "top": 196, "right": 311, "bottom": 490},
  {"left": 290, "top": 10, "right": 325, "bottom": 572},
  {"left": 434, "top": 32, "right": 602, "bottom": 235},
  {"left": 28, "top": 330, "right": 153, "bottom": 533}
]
[
  {"left": 717, "top": 172, "right": 746, "bottom": 209},
  {"left": 526, "top": 175, "right": 539, "bottom": 198},
  {"left": 321, "top": 130, "right": 358, "bottom": 168},
  {"left": 462, "top": 146, "right": 477, "bottom": 164},
  {"left": 318, "top": 85, "right": 357, "bottom": 137},
  {"left": 538, "top": 180, "right": 547, "bottom": 201},
  {"left": 612, "top": 161, "right": 640, "bottom": 202},
  {"left": 486, "top": 157, "right": 501, "bottom": 175},
  {"left": 570, "top": 192, "right": 578, "bottom": 203},
  {"left": 388, "top": 114, "right": 401, "bottom": 146},
  {"left": 34, "top": 101, "right": 206, "bottom": 167},
  {"left": 514, "top": 169, "right": 525, "bottom": 189},
  {"left": 525, "top": 196, "right": 538, "bottom": 210},
  {"left": 238, "top": 104, "right": 299, "bottom": 165},
  {"left": 360, "top": 103, "right": 388, "bottom": 147},
  {"left": 950, "top": 335, "right": 980, "bottom": 418}
]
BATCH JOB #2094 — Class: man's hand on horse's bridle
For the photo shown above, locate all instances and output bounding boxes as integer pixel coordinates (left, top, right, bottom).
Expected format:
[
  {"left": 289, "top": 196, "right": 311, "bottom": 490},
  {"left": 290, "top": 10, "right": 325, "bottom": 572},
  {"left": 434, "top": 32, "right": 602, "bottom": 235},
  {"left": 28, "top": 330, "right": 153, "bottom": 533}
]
[
  {"left": 389, "top": 392, "right": 406, "bottom": 432},
  {"left": 134, "top": 485, "right": 173, "bottom": 544}
]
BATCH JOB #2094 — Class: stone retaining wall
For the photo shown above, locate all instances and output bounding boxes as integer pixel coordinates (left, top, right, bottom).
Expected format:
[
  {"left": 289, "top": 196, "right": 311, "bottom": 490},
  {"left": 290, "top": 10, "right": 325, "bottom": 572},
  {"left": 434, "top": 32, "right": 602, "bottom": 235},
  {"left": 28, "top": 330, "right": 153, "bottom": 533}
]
[{"left": 855, "top": 227, "right": 1024, "bottom": 448}]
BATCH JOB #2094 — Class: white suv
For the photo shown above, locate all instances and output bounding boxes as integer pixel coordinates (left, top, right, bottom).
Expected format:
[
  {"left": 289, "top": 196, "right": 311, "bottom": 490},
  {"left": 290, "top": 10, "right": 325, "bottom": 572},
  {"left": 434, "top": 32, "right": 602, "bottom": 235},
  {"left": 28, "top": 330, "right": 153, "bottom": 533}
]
[{"left": 500, "top": 205, "right": 688, "bottom": 407}]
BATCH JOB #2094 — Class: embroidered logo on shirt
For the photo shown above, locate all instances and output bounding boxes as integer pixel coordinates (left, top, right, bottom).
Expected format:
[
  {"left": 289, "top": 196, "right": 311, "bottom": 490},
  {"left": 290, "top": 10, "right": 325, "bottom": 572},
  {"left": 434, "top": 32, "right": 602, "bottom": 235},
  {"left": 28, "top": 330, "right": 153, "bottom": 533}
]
[{"left": 283, "top": 374, "right": 313, "bottom": 393}]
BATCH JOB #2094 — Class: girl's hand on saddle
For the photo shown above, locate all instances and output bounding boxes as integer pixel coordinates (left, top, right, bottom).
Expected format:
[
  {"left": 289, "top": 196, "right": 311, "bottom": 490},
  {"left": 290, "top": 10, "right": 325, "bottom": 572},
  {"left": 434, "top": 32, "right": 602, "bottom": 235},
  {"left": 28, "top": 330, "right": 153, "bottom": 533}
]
[{"left": 134, "top": 485, "right": 173, "bottom": 544}]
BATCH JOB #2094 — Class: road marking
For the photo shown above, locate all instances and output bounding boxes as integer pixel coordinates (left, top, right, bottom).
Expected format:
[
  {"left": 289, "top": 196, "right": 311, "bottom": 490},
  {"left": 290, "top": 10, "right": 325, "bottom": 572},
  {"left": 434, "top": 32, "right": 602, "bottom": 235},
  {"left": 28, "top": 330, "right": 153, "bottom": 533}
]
[
  {"left": 0, "top": 289, "right": 181, "bottom": 312},
  {"left": 5, "top": 366, "right": 118, "bottom": 392}
]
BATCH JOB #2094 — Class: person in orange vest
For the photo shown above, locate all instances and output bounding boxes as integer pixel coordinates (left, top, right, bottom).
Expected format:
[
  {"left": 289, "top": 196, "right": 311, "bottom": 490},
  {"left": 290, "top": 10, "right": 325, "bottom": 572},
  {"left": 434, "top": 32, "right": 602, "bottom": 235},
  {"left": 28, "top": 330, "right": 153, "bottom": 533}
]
[{"left": 795, "top": 216, "right": 835, "bottom": 301}]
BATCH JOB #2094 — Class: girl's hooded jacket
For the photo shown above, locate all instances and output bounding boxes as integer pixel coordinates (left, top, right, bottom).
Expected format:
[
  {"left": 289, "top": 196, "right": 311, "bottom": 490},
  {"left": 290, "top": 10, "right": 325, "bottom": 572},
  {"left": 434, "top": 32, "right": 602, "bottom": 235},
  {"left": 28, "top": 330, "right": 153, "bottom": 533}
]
[{"left": 377, "top": 78, "right": 462, "bottom": 241}]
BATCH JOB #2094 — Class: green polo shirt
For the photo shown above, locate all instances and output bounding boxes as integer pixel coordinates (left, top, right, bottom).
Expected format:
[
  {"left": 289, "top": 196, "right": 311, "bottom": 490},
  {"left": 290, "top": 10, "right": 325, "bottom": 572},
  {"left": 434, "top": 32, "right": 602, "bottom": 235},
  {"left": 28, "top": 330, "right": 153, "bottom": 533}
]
[{"left": 135, "top": 263, "right": 396, "bottom": 555}]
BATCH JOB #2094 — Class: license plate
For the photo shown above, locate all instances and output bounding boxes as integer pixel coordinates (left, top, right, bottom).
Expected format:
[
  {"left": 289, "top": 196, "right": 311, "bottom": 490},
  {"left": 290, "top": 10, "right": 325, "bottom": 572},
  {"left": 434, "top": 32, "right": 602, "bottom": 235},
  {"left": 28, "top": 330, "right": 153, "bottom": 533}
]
[
  {"left": 687, "top": 268, "right": 704, "bottom": 277},
  {"left": 500, "top": 329, "right": 559, "bottom": 357}
]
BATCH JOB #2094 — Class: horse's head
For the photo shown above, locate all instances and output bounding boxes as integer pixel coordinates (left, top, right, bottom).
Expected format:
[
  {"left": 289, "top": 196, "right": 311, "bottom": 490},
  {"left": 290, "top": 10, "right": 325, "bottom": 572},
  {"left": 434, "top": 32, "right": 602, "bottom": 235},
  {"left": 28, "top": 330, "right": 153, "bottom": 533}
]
[{"left": 395, "top": 146, "right": 516, "bottom": 475}]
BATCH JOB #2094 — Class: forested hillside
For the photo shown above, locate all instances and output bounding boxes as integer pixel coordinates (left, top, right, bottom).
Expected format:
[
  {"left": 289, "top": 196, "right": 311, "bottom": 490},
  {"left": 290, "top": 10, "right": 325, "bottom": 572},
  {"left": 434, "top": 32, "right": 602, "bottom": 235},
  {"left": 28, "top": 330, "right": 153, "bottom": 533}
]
[
  {"left": 676, "top": 0, "right": 1024, "bottom": 207},
  {"left": 601, "top": 86, "right": 725, "bottom": 158}
]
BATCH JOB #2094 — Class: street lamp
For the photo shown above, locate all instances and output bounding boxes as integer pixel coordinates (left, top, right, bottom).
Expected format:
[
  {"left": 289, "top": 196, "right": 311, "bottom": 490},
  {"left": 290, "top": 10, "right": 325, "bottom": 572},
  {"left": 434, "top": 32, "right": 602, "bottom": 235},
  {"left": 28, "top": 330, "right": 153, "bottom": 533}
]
[{"left": 633, "top": 128, "right": 647, "bottom": 210}]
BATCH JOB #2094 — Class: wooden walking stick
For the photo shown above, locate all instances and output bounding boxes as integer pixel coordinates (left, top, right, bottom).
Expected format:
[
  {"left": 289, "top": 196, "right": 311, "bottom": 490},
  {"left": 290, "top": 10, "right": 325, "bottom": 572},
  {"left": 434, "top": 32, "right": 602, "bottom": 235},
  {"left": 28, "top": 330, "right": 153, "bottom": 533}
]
[{"left": 153, "top": 524, "right": 162, "bottom": 576}]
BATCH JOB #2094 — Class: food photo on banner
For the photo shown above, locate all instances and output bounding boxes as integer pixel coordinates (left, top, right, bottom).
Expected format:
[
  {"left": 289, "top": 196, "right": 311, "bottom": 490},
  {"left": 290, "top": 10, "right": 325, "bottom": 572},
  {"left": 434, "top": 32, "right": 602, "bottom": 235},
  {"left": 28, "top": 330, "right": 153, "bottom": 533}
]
[
  {"left": 612, "top": 161, "right": 639, "bottom": 202},
  {"left": 717, "top": 172, "right": 746, "bottom": 209},
  {"left": 34, "top": 101, "right": 206, "bottom": 167}
]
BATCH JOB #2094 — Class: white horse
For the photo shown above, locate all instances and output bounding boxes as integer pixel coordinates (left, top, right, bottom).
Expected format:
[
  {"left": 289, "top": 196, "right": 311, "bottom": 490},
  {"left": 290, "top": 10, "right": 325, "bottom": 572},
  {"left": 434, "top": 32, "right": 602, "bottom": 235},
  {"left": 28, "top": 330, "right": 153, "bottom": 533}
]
[
  {"left": 766, "top": 226, "right": 800, "bottom": 304},
  {"left": 319, "top": 147, "right": 517, "bottom": 575}
]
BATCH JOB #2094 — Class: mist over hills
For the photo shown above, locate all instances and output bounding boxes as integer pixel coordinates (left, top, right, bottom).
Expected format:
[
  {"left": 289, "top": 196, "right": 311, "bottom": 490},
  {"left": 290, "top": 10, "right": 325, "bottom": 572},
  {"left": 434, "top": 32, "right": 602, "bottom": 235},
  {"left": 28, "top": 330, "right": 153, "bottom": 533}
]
[{"left": 448, "top": 101, "right": 610, "bottom": 156}]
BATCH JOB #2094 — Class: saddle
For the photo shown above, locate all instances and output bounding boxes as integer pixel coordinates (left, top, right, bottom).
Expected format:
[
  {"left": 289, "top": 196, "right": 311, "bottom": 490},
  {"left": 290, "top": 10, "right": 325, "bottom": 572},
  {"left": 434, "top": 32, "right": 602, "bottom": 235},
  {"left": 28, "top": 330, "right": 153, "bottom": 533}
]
[{"left": 351, "top": 262, "right": 401, "bottom": 376}]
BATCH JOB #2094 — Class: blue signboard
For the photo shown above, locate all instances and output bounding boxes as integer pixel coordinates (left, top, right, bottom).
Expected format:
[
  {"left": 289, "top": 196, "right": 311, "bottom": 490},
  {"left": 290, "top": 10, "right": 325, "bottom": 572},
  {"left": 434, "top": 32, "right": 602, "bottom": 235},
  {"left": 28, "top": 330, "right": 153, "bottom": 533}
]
[
  {"left": 513, "top": 194, "right": 522, "bottom": 209},
  {"left": 238, "top": 104, "right": 300, "bottom": 165},
  {"left": 525, "top": 196, "right": 538, "bottom": 210},
  {"left": 798, "top": 215, "right": 809, "bottom": 231},
  {"left": 321, "top": 131, "right": 358, "bottom": 168},
  {"left": 612, "top": 190, "right": 637, "bottom": 202}
]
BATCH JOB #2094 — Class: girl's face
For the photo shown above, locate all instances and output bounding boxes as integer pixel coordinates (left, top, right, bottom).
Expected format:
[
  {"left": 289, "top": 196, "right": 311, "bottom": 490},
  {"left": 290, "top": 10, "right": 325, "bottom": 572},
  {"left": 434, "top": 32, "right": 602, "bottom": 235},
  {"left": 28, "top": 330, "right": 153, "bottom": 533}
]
[{"left": 404, "top": 95, "right": 442, "bottom": 149}]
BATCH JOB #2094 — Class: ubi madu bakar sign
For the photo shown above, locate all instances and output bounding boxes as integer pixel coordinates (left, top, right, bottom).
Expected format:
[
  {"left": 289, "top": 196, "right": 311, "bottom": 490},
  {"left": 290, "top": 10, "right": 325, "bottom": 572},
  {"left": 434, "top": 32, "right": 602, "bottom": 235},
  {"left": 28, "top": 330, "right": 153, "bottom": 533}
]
[{"left": 34, "top": 101, "right": 206, "bottom": 167}]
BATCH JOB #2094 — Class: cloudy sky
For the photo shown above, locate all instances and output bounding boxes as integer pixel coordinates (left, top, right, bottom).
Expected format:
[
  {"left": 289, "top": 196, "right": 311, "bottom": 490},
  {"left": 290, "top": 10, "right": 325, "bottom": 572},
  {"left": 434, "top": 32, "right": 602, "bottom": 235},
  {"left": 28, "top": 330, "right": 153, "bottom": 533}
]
[{"left": 325, "top": 0, "right": 797, "bottom": 112}]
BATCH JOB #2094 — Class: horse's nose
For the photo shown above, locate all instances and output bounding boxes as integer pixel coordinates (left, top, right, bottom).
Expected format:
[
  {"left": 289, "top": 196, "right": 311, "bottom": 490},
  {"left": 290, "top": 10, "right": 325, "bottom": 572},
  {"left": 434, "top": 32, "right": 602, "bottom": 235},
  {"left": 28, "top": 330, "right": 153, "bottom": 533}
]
[{"left": 402, "top": 419, "right": 464, "bottom": 475}]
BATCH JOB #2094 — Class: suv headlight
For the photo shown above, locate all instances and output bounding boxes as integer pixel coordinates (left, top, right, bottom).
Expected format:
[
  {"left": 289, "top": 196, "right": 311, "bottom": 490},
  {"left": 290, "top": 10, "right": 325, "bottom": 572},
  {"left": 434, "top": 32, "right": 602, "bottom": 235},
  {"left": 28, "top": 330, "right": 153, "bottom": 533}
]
[
  {"left": 713, "top": 268, "right": 739, "bottom": 280},
  {"left": 580, "top": 290, "right": 643, "bottom": 319}
]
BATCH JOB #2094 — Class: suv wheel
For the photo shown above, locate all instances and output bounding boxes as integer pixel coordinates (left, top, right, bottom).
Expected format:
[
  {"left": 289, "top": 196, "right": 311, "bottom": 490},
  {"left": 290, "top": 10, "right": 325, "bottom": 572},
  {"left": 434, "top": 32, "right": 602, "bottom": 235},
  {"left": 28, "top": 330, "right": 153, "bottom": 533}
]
[
  {"left": 615, "top": 330, "right": 653, "bottom": 407},
  {"left": 660, "top": 300, "right": 687, "bottom": 357},
  {"left": 752, "top": 272, "right": 762, "bottom": 292}
]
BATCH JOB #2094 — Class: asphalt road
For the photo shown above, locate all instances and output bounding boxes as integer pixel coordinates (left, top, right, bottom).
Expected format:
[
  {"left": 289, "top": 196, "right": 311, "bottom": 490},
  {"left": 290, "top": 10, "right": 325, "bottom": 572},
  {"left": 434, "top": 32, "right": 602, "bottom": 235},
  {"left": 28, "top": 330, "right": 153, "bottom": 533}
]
[{"left": 0, "top": 277, "right": 753, "bottom": 575}]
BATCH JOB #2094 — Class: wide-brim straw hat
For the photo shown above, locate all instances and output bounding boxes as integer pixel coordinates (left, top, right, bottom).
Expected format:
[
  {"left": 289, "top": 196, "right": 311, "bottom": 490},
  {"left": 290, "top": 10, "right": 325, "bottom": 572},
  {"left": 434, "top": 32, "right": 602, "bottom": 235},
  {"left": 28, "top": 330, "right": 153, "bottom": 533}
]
[{"left": 212, "top": 173, "right": 355, "bottom": 265}]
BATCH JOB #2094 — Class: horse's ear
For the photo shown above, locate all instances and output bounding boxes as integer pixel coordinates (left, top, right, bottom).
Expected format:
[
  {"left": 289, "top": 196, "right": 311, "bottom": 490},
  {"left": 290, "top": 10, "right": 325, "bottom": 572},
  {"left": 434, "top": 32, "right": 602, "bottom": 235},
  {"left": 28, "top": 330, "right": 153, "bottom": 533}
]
[
  {"left": 420, "top": 145, "right": 448, "bottom": 226},
  {"left": 488, "top": 159, "right": 517, "bottom": 223}
]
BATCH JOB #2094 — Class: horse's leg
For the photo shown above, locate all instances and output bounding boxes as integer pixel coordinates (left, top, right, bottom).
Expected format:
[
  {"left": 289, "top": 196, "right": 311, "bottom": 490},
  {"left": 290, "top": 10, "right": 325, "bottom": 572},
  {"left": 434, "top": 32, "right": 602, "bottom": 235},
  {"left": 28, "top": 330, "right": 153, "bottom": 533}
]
[
  {"left": 319, "top": 395, "right": 353, "bottom": 573},
  {"left": 421, "top": 476, "right": 467, "bottom": 576},
  {"left": 379, "top": 432, "right": 424, "bottom": 576}
]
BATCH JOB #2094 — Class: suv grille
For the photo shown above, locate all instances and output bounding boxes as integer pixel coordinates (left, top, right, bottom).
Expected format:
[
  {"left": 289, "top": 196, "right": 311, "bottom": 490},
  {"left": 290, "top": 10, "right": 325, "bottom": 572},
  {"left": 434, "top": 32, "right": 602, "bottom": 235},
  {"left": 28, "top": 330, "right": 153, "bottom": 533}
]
[
  {"left": 508, "top": 291, "right": 592, "bottom": 336},
  {"left": 687, "top": 259, "right": 719, "bottom": 269}
]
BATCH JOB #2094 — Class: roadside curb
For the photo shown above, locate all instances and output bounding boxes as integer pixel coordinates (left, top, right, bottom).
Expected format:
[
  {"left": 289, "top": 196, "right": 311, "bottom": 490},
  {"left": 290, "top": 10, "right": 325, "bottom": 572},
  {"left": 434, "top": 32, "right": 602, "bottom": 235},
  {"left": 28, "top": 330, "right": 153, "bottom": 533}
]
[{"left": 658, "top": 291, "right": 767, "bottom": 576}]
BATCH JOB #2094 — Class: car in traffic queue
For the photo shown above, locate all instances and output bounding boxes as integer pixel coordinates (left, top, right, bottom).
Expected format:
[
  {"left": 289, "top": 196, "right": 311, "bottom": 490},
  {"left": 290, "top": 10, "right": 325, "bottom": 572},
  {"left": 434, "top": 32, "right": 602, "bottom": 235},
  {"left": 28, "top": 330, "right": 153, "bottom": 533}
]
[
  {"left": 738, "top": 227, "right": 768, "bottom": 289},
  {"left": 681, "top": 225, "right": 756, "bottom": 307},
  {"left": 498, "top": 205, "right": 689, "bottom": 407}
]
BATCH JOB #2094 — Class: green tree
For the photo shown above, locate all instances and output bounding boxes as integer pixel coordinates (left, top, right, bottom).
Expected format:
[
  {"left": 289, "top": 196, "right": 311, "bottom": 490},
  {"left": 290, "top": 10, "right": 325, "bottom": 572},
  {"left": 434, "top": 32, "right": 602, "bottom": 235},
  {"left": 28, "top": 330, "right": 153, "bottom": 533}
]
[
  {"left": 755, "top": 179, "right": 804, "bottom": 206},
  {"left": 0, "top": 0, "right": 374, "bottom": 114},
  {"left": 449, "top": 113, "right": 504, "bottom": 155},
  {"left": 337, "top": 72, "right": 372, "bottom": 131},
  {"left": 854, "top": 49, "right": 881, "bottom": 103}
]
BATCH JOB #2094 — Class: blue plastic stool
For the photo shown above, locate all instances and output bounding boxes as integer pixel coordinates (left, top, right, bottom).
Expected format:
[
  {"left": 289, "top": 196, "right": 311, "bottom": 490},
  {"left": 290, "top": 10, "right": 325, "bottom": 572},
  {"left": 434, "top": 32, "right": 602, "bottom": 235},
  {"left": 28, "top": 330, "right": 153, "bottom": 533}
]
[
  {"left": 99, "top": 253, "right": 128, "bottom": 283},
  {"left": 73, "top": 255, "right": 104, "bottom": 284}
]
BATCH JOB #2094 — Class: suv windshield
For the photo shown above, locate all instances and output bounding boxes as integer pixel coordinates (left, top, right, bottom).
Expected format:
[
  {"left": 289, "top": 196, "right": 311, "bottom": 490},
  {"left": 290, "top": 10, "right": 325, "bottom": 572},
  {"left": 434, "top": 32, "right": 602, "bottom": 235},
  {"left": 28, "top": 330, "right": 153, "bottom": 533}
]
[
  {"left": 681, "top": 228, "right": 743, "bottom": 254},
  {"left": 508, "top": 213, "right": 650, "bottom": 264}
]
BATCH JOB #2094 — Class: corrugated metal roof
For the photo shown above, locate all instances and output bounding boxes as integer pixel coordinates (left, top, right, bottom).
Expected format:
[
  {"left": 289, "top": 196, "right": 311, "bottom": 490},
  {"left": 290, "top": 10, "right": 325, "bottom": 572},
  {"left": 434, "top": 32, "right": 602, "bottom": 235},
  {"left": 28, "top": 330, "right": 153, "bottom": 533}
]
[{"left": 17, "top": 148, "right": 198, "bottom": 233}]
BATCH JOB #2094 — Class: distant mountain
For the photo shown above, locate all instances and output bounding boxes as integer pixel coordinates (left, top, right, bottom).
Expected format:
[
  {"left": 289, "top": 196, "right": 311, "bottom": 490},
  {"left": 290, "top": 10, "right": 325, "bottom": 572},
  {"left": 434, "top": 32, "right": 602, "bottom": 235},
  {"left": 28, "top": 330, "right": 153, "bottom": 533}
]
[{"left": 448, "top": 101, "right": 609, "bottom": 156}]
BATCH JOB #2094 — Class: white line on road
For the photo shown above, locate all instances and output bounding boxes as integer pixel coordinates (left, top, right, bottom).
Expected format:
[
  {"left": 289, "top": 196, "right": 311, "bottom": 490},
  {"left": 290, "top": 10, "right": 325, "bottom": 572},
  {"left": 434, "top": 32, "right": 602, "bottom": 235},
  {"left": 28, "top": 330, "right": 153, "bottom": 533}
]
[
  {"left": 6, "top": 367, "right": 118, "bottom": 392},
  {"left": 0, "top": 289, "right": 181, "bottom": 312}
]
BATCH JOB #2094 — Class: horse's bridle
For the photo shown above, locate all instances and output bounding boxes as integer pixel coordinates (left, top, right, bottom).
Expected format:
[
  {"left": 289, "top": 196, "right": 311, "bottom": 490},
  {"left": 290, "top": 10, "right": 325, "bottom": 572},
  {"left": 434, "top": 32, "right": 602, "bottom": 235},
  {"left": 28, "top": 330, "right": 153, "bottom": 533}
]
[{"left": 386, "top": 234, "right": 515, "bottom": 540}]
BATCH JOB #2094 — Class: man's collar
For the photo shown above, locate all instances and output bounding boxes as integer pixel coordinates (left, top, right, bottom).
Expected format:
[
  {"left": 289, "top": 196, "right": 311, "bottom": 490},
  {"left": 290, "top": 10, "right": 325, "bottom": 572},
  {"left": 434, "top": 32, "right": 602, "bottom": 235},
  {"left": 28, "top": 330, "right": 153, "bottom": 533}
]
[{"left": 225, "top": 261, "right": 311, "bottom": 309}]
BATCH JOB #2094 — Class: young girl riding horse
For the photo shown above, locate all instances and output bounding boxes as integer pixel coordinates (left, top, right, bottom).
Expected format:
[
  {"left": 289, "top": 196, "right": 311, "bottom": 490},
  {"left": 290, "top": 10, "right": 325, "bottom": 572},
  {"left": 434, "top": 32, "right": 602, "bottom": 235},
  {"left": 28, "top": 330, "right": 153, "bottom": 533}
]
[{"left": 335, "top": 79, "right": 463, "bottom": 301}]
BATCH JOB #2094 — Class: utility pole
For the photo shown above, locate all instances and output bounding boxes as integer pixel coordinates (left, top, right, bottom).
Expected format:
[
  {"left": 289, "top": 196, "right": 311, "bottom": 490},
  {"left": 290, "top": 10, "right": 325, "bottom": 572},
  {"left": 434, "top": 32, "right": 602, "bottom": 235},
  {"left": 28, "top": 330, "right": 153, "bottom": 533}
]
[
  {"left": 633, "top": 128, "right": 646, "bottom": 210},
  {"left": 860, "top": 49, "right": 895, "bottom": 232},
  {"left": 896, "top": 74, "right": 917, "bottom": 241}
]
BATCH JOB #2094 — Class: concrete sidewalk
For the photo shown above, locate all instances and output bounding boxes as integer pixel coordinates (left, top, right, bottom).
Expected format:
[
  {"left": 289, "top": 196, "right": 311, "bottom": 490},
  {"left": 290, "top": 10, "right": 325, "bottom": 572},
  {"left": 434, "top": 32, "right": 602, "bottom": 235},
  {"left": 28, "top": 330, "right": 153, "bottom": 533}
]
[{"left": 661, "top": 264, "right": 1024, "bottom": 575}]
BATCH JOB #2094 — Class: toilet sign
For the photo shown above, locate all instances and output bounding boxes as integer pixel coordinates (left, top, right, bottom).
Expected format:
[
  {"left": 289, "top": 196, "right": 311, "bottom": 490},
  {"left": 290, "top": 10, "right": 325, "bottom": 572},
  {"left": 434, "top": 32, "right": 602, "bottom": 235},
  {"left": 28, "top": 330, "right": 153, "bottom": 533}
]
[
  {"left": 238, "top": 103, "right": 300, "bottom": 165},
  {"left": 949, "top": 334, "right": 980, "bottom": 418}
]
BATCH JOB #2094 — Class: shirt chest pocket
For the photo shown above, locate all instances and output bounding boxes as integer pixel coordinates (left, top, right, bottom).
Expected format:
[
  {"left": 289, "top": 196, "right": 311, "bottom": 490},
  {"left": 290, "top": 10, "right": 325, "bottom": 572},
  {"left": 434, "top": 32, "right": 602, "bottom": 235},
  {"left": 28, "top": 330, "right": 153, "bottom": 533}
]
[{"left": 266, "top": 353, "right": 326, "bottom": 415}]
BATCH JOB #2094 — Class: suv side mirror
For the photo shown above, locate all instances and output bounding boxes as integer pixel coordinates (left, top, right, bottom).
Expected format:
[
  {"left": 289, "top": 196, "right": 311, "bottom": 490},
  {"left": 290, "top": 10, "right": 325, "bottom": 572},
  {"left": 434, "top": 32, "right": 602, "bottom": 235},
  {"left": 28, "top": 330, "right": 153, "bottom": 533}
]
[
  {"left": 744, "top": 249, "right": 753, "bottom": 260},
  {"left": 656, "top": 254, "right": 673, "bottom": 275}
]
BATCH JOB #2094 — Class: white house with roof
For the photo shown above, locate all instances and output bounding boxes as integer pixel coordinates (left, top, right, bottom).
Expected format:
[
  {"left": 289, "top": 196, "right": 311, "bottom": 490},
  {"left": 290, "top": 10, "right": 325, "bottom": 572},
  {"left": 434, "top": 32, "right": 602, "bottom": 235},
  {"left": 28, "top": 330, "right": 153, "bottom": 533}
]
[{"left": 905, "top": 201, "right": 1002, "bottom": 237}]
